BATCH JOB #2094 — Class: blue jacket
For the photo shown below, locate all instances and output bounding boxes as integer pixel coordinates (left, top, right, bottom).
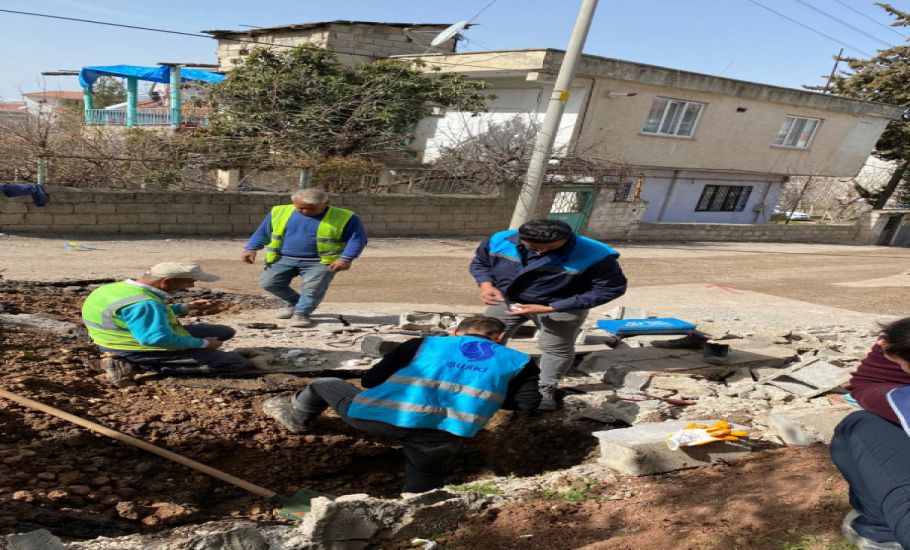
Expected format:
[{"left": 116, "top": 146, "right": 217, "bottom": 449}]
[
  {"left": 469, "top": 230, "right": 627, "bottom": 311},
  {"left": 347, "top": 335, "right": 530, "bottom": 437}
]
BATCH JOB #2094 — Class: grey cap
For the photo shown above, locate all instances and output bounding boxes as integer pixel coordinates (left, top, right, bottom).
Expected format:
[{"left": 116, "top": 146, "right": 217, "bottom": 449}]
[{"left": 146, "top": 262, "right": 219, "bottom": 282}]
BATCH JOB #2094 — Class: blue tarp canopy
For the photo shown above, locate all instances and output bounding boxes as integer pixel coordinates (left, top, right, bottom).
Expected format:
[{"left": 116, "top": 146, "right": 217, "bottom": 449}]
[{"left": 79, "top": 65, "right": 225, "bottom": 89}]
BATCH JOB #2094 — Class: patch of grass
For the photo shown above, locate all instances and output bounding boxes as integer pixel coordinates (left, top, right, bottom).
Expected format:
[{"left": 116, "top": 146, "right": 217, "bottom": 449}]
[
  {"left": 540, "top": 477, "right": 598, "bottom": 503},
  {"left": 754, "top": 529, "right": 857, "bottom": 550},
  {"left": 448, "top": 481, "right": 502, "bottom": 495}
]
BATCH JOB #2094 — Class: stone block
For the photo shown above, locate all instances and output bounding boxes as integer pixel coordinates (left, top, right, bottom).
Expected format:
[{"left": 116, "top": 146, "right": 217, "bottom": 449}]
[
  {"left": 765, "top": 361, "right": 851, "bottom": 398},
  {"left": 0, "top": 201, "right": 28, "bottom": 213},
  {"left": 767, "top": 405, "right": 854, "bottom": 445},
  {"left": 576, "top": 348, "right": 706, "bottom": 379},
  {"left": 6, "top": 528, "right": 66, "bottom": 550},
  {"left": 120, "top": 224, "right": 160, "bottom": 234},
  {"left": 360, "top": 334, "right": 416, "bottom": 357},
  {"left": 194, "top": 204, "right": 231, "bottom": 215},
  {"left": 649, "top": 375, "right": 718, "bottom": 398},
  {"left": 594, "top": 419, "right": 751, "bottom": 475},
  {"left": 0, "top": 213, "right": 24, "bottom": 225},
  {"left": 720, "top": 339, "right": 799, "bottom": 369}
]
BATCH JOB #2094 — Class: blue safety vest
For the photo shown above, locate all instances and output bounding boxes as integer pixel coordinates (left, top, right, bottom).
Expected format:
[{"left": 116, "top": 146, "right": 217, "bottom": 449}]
[
  {"left": 887, "top": 385, "right": 910, "bottom": 437},
  {"left": 347, "top": 335, "right": 529, "bottom": 437},
  {"left": 488, "top": 230, "right": 619, "bottom": 275}
]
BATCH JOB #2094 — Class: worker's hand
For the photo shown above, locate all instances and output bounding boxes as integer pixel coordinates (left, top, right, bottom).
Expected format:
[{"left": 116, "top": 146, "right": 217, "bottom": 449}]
[
  {"left": 328, "top": 259, "right": 352, "bottom": 273},
  {"left": 202, "top": 337, "right": 223, "bottom": 350},
  {"left": 187, "top": 299, "right": 226, "bottom": 316},
  {"left": 478, "top": 282, "right": 505, "bottom": 305},
  {"left": 508, "top": 303, "right": 555, "bottom": 316},
  {"left": 241, "top": 251, "right": 257, "bottom": 264},
  {"left": 666, "top": 421, "right": 749, "bottom": 451}
]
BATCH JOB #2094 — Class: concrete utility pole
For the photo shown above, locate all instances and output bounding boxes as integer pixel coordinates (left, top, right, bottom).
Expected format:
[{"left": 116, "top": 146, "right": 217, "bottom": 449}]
[{"left": 509, "top": 0, "right": 598, "bottom": 229}]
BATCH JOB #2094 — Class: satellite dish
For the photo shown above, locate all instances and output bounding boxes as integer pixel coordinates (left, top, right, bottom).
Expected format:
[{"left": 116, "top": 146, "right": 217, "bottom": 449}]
[{"left": 430, "top": 20, "right": 469, "bottom": 47}]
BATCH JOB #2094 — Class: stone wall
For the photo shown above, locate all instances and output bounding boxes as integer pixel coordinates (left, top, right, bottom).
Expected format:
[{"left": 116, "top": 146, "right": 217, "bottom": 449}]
[
  {"left": 594, "top": 220, "right": 870, "bottom": 245},
  {"left": 0, "top": 186, "right": 551, "bottom": 238}
]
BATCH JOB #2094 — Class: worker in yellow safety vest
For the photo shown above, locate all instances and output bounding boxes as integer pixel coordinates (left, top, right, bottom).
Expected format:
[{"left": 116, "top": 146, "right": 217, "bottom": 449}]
[
  {"left": 241, "top": 188, "right": 368, "bottom": 328},
  {"left": 81, "top": 262, "right": 250, "bottom": 387}
]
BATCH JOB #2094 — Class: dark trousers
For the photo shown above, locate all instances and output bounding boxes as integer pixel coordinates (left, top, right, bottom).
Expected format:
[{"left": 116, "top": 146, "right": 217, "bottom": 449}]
[
  {"left": 830, "top": 410, "right": 910, "bottom": 546},
  {"left": 292, "top": 378, "right": 464, "bottom": 493},
  {"left": 114, "top": 324, "right": 250, "bottom": 375}
]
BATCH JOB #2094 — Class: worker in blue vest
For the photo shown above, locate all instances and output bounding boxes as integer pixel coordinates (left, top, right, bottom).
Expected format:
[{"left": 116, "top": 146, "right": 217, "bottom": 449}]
[
  {"left": 470, "top": 219, "right": 627, "bottom": 411},
  {"left": 242, "top": 188, "right": 368, "bottom": 328},
  {"left": 262, "top": 317, "right": 541, "bottom": 493}
]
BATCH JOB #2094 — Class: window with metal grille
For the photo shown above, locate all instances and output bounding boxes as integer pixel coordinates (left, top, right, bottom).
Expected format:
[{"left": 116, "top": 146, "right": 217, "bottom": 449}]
[
  {"left": 773, "top": 116, "right": 821, "bottom": 148},
  {"left": 613, "top": 181, "right": 634, "bottom": 202},
  {"left": 695, "top": 185, "right": 753, "bottom": 212},
  {"left": 642, "top": 97, "right": 705, "bottom": 137}
]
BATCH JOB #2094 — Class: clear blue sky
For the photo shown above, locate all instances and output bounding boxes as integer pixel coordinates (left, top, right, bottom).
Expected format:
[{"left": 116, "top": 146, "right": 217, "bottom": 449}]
[{"left": 1, "top": 0, "right": 908, "bottom": 100}]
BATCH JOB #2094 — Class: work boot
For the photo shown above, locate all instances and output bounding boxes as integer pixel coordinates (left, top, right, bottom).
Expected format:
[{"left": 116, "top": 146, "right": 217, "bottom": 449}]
[
  {"left": 538, "top": 386, "right": 561, "bottom": 412},
  {"left": 703, "top": 342, "right": 731, "bottom": 365},
  {"left": 290, "top": 314, "right": 315, "bottom": 328},
  {"left": 841, "top": 510, "right": 903, "bottom": 550},
  {"left": 276, "top": 307, "right": 295, "bottom": 320},
  {"left": 101, "top": 356, "right": 137, "bottom": 388},
  {"left": 262, "top": 397, "right": 311, "bottom": 433},
  {"left": 651, "top": 333, "right": 709, "bottom": 349}
]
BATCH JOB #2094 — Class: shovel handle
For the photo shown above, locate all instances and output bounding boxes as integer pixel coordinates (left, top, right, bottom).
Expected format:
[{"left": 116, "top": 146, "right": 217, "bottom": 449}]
[{"left": 0, "top": 389, "right": 276, "bottom": 500}]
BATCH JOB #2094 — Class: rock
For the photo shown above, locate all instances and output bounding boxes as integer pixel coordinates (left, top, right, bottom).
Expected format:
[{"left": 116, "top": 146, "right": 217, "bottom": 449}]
[
  {"left": 57, "top": 471, "right": 82, "bottom": 484},
  {"left": 36, "top": 472, "right": 55, "bottom": 481},
  {"left": 181, "top": 522, "right": 269, "bottom": 550},
  {"left": 360, "top": 334, "right": 415, "bottom": 358},
  {"left": 151, "top": 502, "right": 198, "bottom": 524},
  {"left": 593, "top": 419, "right": 752, "bottom": 476},
  {"left": 767, "top": 405, "right": 854, "bottom": 446},
  {"left": 115, "top": 501, "right": 143, "bottom": 520},
  {"left": 600, "top": 398, "right": 671, "bottom": 425},
  {"left": 11, "top": 490, "right": 33, "bottom": 502},
  {"left": 601, "top": 366, "right": 654, "bottom": 390},
  {"left": 6, "top": 528, "right": 66, "bottom": 550},
  {"left": 68, "top": 485, "right": 91, "bottom": 495},
  {"left": 648, "top": 376, "right": 717, "bottom": 398},
  {"left": 161, "top": 411, "right": 190, "bottom": 423},
  {"left": 45, "top": 489, "right": 68, "bottom": 501}
]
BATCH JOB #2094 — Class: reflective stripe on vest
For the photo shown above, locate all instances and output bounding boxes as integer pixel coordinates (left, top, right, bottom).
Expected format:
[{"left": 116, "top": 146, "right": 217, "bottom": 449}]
[
  {"left": 346, "top": 335, "right": 529, "bottom": 437},
  {"left": 81, "top": 282, "right": 190, "bottom": 351},
  {"left": 264, "top": 205, "right": 354, "bottom": 265}
]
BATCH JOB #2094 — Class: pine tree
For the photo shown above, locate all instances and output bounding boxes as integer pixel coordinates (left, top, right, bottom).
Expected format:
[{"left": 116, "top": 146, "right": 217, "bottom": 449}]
[{"left": 823, "top": 3, "right": 910, "bottom": 208}]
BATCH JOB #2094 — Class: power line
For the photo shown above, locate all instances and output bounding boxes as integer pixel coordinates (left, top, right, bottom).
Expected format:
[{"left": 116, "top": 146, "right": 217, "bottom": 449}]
[
  {"left": 830, "top": 0, "right": 908, "bottom": 41},
  {"left": 0, "top": 8, "right": 301, "bottom": 50},
  {"left": 742, "top": 0, "right": 874, "bottom": 57},
  {"left": 468, "top": 0, "right": 501, "bottom": 23},
  {"left": 791, "top": 0, "right": 892, "bottom": 49}
]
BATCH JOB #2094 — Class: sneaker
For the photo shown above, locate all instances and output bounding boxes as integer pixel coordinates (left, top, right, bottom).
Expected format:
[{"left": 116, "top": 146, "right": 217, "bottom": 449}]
[
  {"left": 290, "top": 314, "right": 315, "bottom": 328},
  {"left": 538, "top": 386, "right": 561, "bottom": 412},
  {"left": 841, "top": 510, "right": 903, "bottom": 549},
  {"left": 652, "top": 333, "right": 709, "bottom": 349},
  {"left": 101, "top": 356, "right": 137, "bottom": 388},
  {"left": 276, "top": 307, "right": 296, "bottom": 320},
  {"left": 262, "top": 397, "right": 311, "bottom": 433},
  {"left": 703, "top": 342, "right": 731, "bottom": 365}
]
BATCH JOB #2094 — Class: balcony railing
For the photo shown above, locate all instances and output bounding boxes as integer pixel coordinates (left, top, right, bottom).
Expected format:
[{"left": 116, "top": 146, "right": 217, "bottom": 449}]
[{"left": 84, "top": 108, "right": 208, "bottom": 127}]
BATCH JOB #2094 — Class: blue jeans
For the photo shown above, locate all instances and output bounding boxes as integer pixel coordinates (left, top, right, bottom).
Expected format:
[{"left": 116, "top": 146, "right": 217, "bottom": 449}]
[
  {"left": 258, "top": 257, "right": 335, "bottom": 316},
  {"left": 830, "top": 410, "right": 910, "bottom": 546}
]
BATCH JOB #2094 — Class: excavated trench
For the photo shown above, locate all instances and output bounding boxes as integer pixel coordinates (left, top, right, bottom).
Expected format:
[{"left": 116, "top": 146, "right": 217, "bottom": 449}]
[{"left": 0, "top": 282, "right": 599, "bottom": 539}]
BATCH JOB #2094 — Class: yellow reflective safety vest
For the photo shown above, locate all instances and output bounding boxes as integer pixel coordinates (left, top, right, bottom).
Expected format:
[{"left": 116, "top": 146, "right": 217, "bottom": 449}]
[
  {"left": 264, "top": 204, "right": 354, "bottom": 265},
  {"left": 81, "top": 281, "right": 191, "bottom": 351}
]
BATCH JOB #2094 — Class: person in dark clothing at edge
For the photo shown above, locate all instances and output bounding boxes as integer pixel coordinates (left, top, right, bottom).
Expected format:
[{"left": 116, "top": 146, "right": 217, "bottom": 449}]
[
  {"left": 261, "top": 317, "right": 541, "bottom": 493},
  {"left": 469, "top": 219, "right": 627, "bottom": 411},
  {"left": 831, "top": 316, "right": 910, "bottom": 550}
]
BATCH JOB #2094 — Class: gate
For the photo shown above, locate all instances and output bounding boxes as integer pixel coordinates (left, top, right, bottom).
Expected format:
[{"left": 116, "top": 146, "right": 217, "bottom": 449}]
[{"left": 547, "top": 189, "right": 595, "bottom": 233}]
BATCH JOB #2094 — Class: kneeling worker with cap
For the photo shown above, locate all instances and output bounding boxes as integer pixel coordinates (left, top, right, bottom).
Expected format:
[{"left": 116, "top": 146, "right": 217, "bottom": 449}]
[
  {"left": 262, "top": 316, "right": 541, "bottom": 493},
  {"left": 81, "top": 262, "right": 250, "bottom": 387}
]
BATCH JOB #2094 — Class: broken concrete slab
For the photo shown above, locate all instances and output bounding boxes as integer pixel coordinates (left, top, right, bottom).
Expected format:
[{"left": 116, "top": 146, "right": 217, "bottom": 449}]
[
  {"left": 594, "top": 419, "right": 752, "bottom": 476},
  {"left": 575, "top": 348, "right": 706, "bottom": 378},
  {"left": 765, "top": 361, "right": 851, "bottom": 398},
  {"left": 601, "top": 398, "right": 672, "bottom": 425},
  {"left": 767, "top": 405, "right": 854, "bottom": 445},
  {"left": 360, "top": 334, "right": 416, "bottom": 357},
  {"left": 712, "top": 338, "right": 798, "bottom": 369},
  {"left": 649, "top": 375, "right": 718, "bottom": 398}
]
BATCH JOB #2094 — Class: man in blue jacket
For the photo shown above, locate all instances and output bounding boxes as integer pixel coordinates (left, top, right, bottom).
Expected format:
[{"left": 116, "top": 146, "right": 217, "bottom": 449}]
[
  {"left": 242, "top": 188, "right": 368, "bottom": 328},
  {"left": 262, "top": 317, "right": 541, "bottom": 493},
  {"left": 469, "top": 219, "right": 627, "bottom": 410}
]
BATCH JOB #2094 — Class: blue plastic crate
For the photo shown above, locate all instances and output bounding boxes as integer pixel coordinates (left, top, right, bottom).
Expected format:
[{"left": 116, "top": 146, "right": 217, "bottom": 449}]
[{"left": 596, "top": 318, "right": 696, "bottom": 336}]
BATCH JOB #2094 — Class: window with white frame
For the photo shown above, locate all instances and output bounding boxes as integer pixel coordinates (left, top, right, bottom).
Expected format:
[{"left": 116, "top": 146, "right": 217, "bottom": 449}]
[
  {"left": 695, "top": 185, "right": 753, "bottom": 212},
  {"left": 774, "top": 116, "right": 820, "bottom": 148},
  {"left": 642, "top": 97, "right": 705, "bottom": 137}
]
